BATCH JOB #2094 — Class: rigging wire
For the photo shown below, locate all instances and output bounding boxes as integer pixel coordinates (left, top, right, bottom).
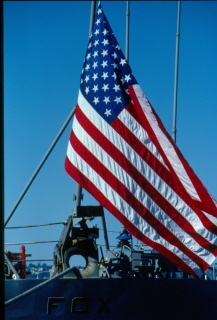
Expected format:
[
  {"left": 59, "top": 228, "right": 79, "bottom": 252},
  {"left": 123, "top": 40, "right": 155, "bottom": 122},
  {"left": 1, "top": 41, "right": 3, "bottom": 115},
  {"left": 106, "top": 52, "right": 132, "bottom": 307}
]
[
  {"left": 5, "top": 223, "right": 119, "bottom": 234},
  {"left": 5, "top": 241, "right": 60, "bottom": 245},
  {"left": 5, "top": 222, "right": 66, "bottom": 229}
]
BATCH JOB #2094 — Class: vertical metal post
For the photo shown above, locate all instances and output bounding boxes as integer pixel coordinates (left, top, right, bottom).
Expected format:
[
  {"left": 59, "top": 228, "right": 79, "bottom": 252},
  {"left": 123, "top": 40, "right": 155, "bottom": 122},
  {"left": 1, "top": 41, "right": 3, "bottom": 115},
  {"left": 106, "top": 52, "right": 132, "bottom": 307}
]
[
  {"left": 125, "top": 1, "right": 130, "bottom": 61},
  {"left": 74, "top": 183, "right": 83, "bottom": 208},
  {"left": 89, "top": 1, "right": 97, "bottom": 38},
  {"left": 20, "top": 245, "right": 26, "bottom": 279},
  {"left": 213, "top": 262, "right": 216, "bottom": 280},
  {"left": 101, "top": 209, "right": 109, "bottom": 250},
  {"left": 75, "top": 1, "right": 97, "bottom": 208},
  {"left": 172, "top": 1, "right": 181, "bottom": 143}
]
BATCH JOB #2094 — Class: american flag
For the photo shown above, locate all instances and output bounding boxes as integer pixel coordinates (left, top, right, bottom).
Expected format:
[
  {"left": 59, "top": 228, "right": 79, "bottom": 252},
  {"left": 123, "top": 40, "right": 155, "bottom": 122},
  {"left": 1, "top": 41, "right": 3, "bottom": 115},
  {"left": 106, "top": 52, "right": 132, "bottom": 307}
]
[{"left": 65, "top": 4, "right": 217, "bottom": 277}]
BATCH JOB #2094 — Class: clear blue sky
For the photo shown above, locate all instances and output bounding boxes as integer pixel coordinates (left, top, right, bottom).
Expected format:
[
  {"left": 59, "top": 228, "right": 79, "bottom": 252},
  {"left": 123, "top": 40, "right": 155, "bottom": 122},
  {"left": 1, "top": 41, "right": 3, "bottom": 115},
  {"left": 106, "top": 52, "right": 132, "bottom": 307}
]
[{"left": 4, "top": 1, "right": 217, "bottom": 263}]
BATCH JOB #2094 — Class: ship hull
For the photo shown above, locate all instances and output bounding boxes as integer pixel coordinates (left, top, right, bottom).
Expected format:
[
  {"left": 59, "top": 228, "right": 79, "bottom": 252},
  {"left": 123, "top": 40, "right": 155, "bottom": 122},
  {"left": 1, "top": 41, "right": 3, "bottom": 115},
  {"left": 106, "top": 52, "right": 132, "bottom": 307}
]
[{"left": 5, "top": 278, "right": 217, "bottom": 319}]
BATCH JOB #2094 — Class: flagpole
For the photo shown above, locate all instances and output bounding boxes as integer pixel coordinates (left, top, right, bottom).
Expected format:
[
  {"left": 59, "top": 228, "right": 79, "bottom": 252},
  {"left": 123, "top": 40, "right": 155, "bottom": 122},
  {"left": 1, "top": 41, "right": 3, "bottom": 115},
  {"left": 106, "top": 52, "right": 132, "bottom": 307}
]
[
  {"left": 74, "top": 1, "right": 97, "bottom": 209},
  {"left": 4, "top": 1, "right": 97, "bottom": 226},
  {"left": 125, "top": 1, "right": 130, "bottom": 62},
  {"left": 172, "top": 1, "right": 181, "bottom": 143}
]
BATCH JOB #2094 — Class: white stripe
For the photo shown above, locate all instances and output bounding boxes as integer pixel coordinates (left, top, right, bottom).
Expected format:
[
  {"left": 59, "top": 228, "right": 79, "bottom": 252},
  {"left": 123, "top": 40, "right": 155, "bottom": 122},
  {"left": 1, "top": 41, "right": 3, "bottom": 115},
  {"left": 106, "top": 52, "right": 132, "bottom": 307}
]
[
  {"left": 132, "top": 84, "right": 201, "bottom": 202},
  {"left": 118, "top": 108, "right": 168, "bottom": 169},
  {"left": 72, "top": 116, "right": 216, "bottom": 265},
  {"left": 203, "top": 211, "right": 217, "bottom": 226},
  {"left": 67, "top": 141, "right": 204, "bottom": 276},
  {"left": 76, "top": 91, "right": 217, "bottom": 245}
]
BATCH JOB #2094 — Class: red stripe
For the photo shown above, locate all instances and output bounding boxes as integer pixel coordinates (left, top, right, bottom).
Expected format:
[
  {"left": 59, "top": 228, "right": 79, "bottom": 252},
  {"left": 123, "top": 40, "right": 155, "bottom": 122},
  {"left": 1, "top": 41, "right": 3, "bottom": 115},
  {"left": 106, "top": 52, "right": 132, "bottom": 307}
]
[
  {"left": 129, "top": 85, "right": 217, "bottom": 215},
  {"left": 74, "top": 105, "right": 217, "bottom": 253},
  {"left": 112, "top": 115, "right": 191, "bottom": 203},
  {"left": 129, "top": 86, "right": 217, "bottom": 233},
  {"left": 68, "top": 119, "right": 211, "bottom": 270},
  {"left": 65, "top": 156, "right": 199, "bottom": 277},
  {"left": 144, "top": 94, "right": 217, "bottom": 216}
]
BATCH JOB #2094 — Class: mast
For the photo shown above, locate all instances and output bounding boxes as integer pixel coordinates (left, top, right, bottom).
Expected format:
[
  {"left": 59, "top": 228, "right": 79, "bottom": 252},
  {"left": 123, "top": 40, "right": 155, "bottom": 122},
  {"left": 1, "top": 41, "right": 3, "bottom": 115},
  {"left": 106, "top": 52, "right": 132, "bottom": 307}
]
[{"left": 172, "top": 1, "right": 181, "bottom": 143}]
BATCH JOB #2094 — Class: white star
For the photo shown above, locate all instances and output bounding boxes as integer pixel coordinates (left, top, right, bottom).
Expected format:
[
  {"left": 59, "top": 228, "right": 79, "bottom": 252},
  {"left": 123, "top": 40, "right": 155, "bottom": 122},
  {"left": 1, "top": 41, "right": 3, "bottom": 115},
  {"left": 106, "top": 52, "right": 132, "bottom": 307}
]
[
  {"left": 121, "top": 76, "right": 125, "bottom": 84},
  {"left": 88, "top": 42, "right": 92, "bottom": 49},
  {"left": 114, "top": 96, "right": 122, "bottom": 104},
  {"left": 113, "top": 84, "right": 120, "bottom": 92},
  {"left": 124, "top": 74, "right": 131, "bottom": 82},
  {"left": 92, "top": 73, "right": 98, "bottom": 81},
  {"left": 125, "top": 88, "right": 129, "bottom": 95},
  {"left": 93, "top": 51, "right": 98, "bottom": 58},
  {"left": 115, "top": 45, "right": 120, "bottom": 50},
  {"left": 80, "top": 78, "right": 83, "bottom": 84},
  {"left": 111, "top": 72, "right": 117, "bottom": 80},
  {"left": 92, "top": 61, "right": 98, "bottom": 69},
  {"left": 104, "top": 109, "right": 112, "bottom": 116},
  {"left": 120, "top": 59, "right": 127, "bottom": 66},
  {"left": 101, "top": 39, "right": 109, "bottom": 46},
  {"left": 97, "top": 8, "right": 102, "bottom": 14},
  {"left": 101, "top": 60, "right": 108, "bottom": 68},
  {"left": 111, "top": 62, "right": 118, "bottom": 68},
  {"left": 94, "top": 29, "right": 99, "bottom": 35},
  {"left": 101, "top": 50, "right": 108, "bottom": 57},
  {"left": 101, "top": 72, "right": 109, "bottom": 80},
  {"left": 85, "top": 64, "right": 90, "bottom": 71},
  {"left": 102, "top": 29, "right": 109, "bottom": 36},
  {"left": 103, "top": 96, "right": 110, "bottom": 104},
  {"left": 95, "top": 18, "right": 101, "bottom": 25},
  {"left": 111, "top": 52, "right": 117, "bottom": 58},
  {"left": 84, "top": 75, "right": 90, "bottom": 83},
  {"left": 85, "top": 87, "right": 90, "bottom": 94},
  {"left": 86, "top": 53, "right": 91, "bottom": 60},
  {"left": 102, "top": 84, "right": 109, "bottom": 92},
  {"left": 93, "top": 97, "right": 99, "bottom": 105},
  {"left": 93, "top": 39, "right": 99, "bottom": 47},
  {"left": 92, "top": 85, "right": 98, "bottom": 93}
]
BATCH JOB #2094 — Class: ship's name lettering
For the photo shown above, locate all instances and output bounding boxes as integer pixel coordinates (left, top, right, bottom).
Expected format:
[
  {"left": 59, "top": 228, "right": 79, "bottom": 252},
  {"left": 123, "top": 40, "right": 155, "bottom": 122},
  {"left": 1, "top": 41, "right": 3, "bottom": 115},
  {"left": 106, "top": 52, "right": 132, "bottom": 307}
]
[{"left": 47, "top": 296, "right": 112, "bottom": 315}]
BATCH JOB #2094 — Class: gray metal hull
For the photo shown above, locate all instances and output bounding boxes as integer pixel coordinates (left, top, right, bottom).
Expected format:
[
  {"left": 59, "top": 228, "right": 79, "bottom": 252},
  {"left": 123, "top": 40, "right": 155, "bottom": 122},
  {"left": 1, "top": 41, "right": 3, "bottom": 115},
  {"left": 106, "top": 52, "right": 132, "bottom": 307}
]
[{"left": 5, "top": 278, "right": 217, "bottom": 319}]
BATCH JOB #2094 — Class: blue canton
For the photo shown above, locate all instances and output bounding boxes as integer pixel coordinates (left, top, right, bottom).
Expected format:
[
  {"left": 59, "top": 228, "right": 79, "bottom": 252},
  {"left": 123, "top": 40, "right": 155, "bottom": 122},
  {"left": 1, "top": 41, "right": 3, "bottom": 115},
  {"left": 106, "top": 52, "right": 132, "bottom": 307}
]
[{"left": 80, "top": 4, "right": 137, "bottom": 124}]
